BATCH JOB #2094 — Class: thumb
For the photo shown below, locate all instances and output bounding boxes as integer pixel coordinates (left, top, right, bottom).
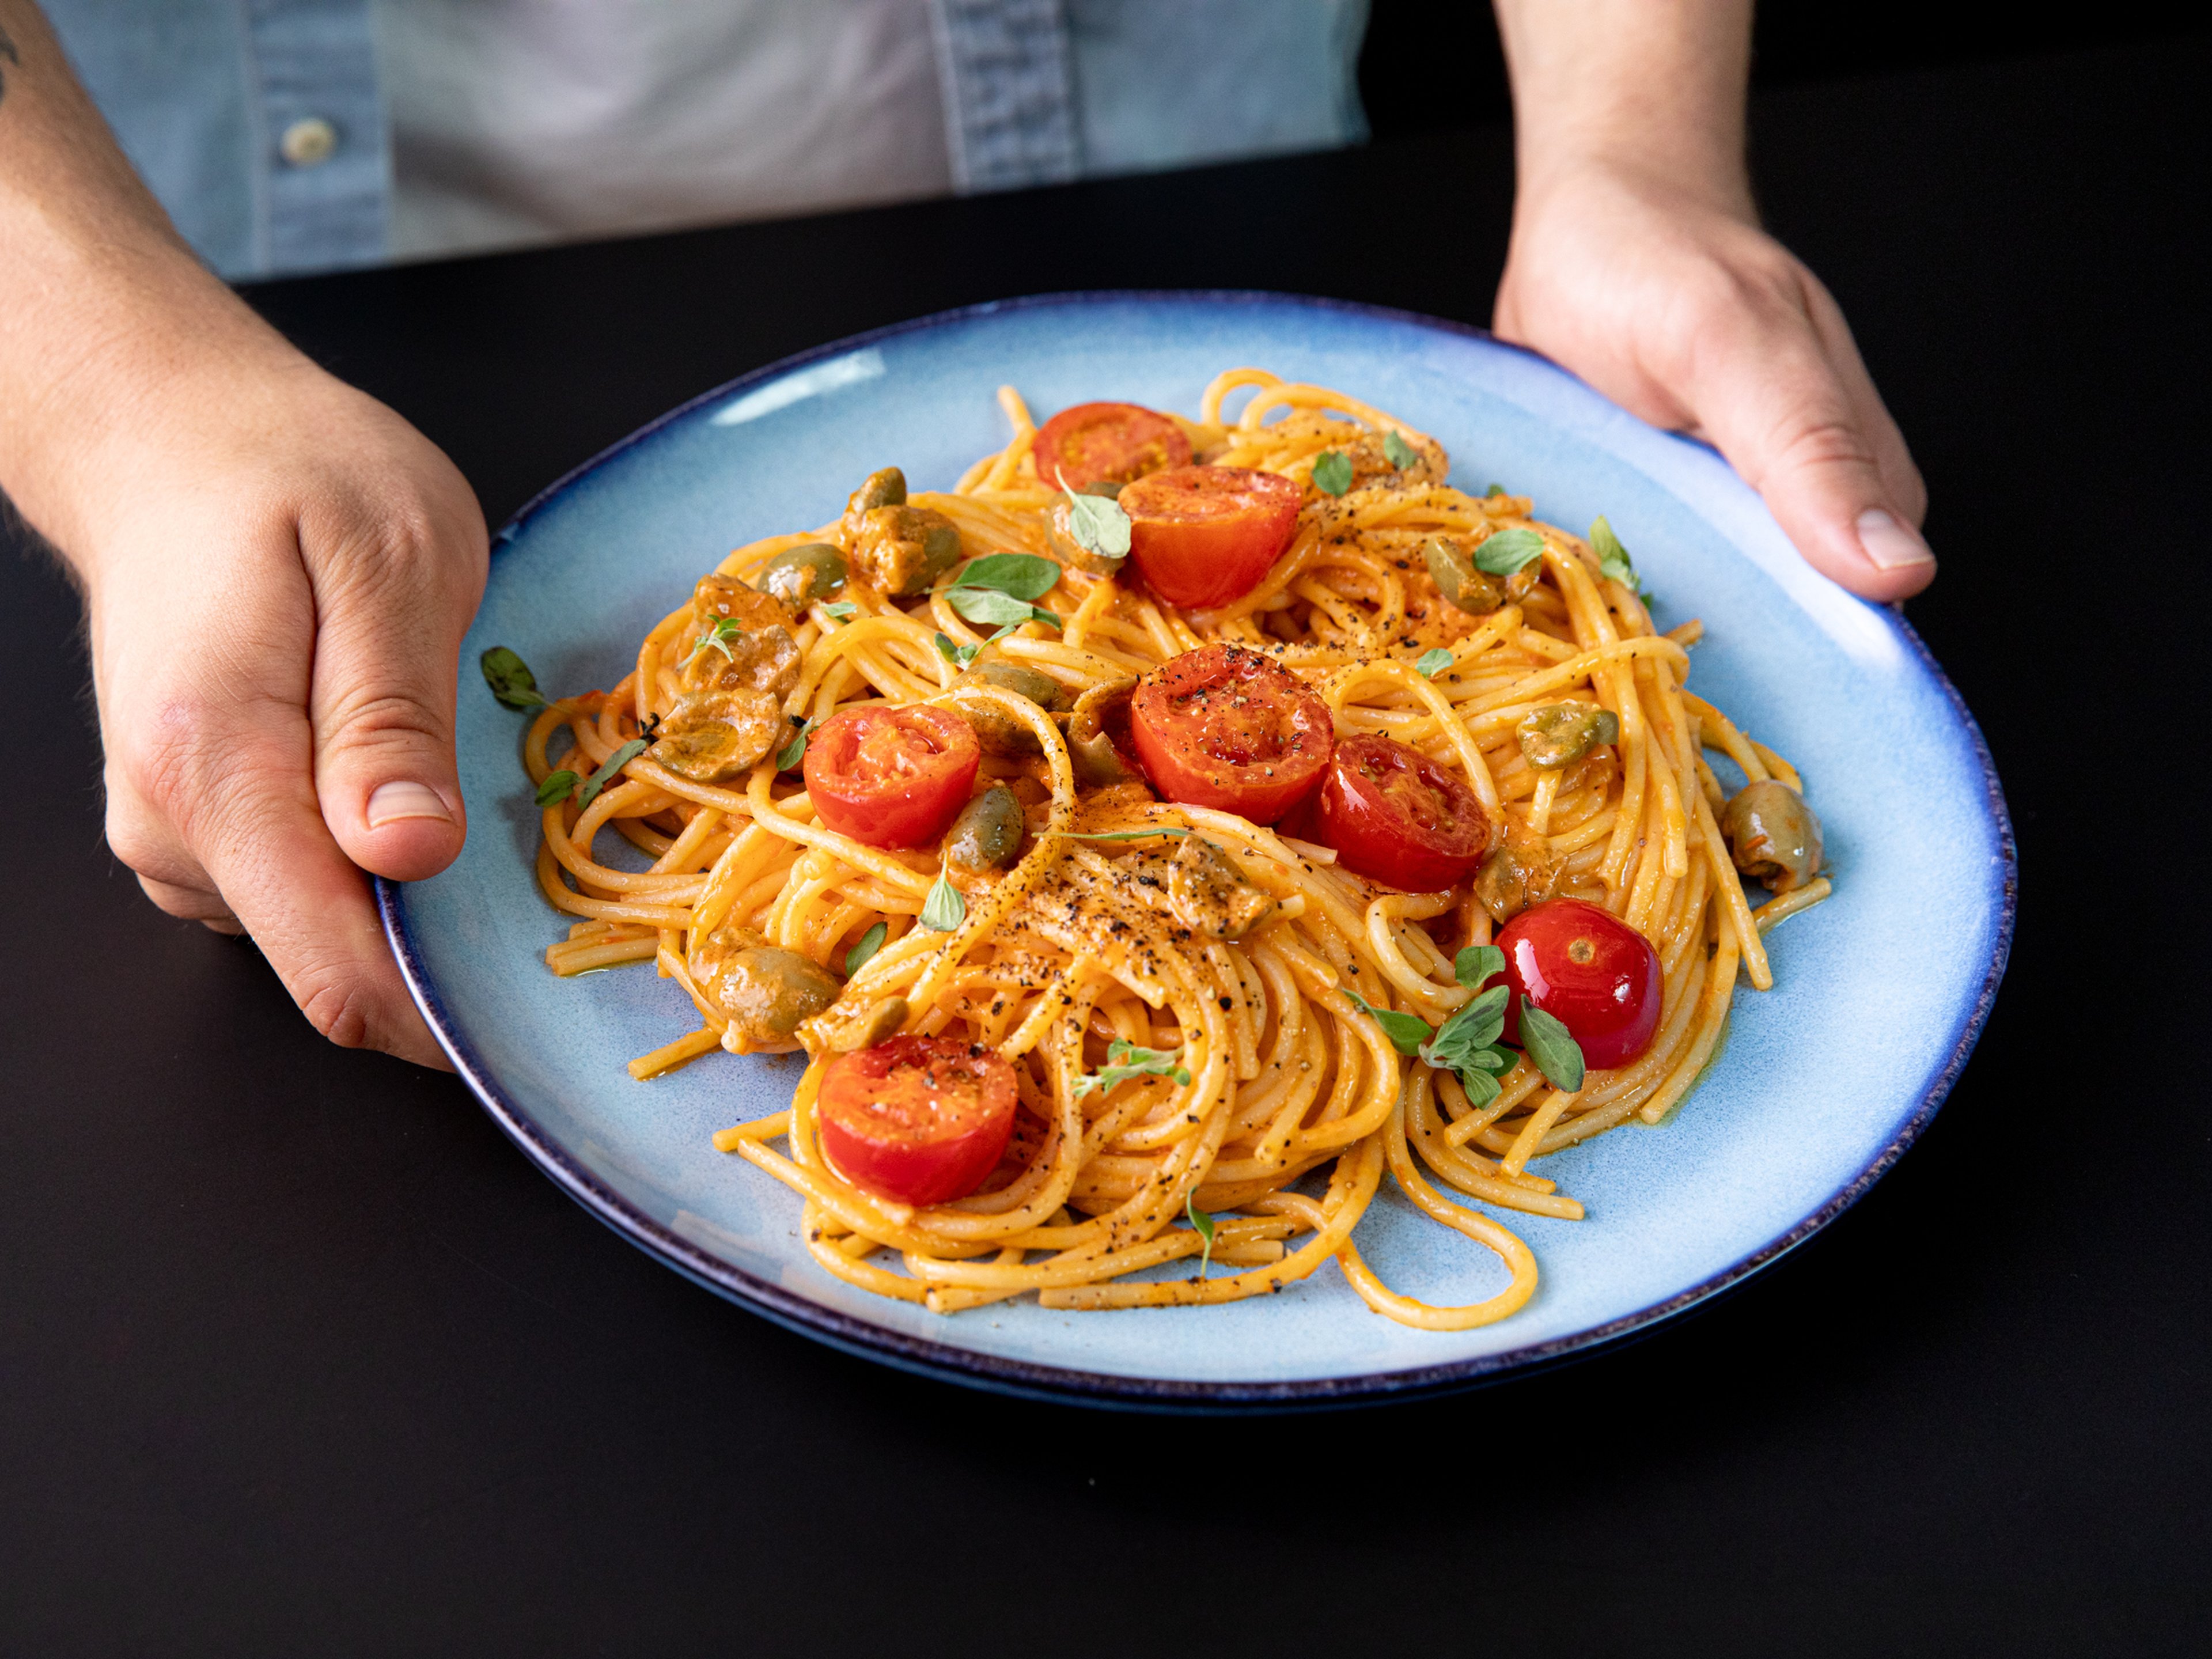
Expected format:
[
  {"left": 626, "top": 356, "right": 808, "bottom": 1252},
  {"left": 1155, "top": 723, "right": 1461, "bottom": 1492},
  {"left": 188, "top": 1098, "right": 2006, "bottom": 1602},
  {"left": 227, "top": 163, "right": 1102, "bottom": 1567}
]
[
  {"left": 308, "top": 500, "right": 488, "bottom": 882},
  {"left": 1680, "top": 271, "right": 1936, "bottom": 603}
]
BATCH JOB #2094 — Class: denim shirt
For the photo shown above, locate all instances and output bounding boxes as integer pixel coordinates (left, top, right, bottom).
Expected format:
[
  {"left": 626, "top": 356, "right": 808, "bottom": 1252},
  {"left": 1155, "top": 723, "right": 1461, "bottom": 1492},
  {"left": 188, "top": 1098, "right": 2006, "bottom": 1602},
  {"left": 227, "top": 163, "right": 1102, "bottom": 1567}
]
[{"left": 43, "top": 0, "right": 1369, "bottom": 280}]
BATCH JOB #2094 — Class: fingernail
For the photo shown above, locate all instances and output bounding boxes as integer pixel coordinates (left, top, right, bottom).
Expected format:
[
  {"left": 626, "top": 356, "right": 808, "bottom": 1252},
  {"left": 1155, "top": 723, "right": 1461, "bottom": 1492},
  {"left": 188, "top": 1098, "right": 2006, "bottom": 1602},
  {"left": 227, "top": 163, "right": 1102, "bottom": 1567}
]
[
  {"left": 366, "top": 782, "right": 453, "bottom": 828},
  {"left": 1855, "top": 509, "right": 1936, "bottom": 571}
]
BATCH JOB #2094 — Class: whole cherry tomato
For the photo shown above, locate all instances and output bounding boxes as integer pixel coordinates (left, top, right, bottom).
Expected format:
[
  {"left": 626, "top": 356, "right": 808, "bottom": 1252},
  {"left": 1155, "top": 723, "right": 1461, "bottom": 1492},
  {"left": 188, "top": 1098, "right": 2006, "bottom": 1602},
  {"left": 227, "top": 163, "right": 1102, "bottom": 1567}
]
[
  {"left": 1309, "top": 733, "right": 1490, "bottom": 890},
  {"left": 1127, "top": 642, "right": 1334, "bottom": 824},
  {"left": 802, "top": 704, "right": 979, "bottom": 848},
  {"left": 815, "top": 1035, "right": 1020, "bottom": 1207},
  {"left": 1494, "top": 899, "right": 1663, "bottom": 1070},
  {"left": 1033, "top": 401, "right": 1192, "bottom": 491},
  {"left": 1121, "top": 465, "right": 1302, "bottom": 608}
]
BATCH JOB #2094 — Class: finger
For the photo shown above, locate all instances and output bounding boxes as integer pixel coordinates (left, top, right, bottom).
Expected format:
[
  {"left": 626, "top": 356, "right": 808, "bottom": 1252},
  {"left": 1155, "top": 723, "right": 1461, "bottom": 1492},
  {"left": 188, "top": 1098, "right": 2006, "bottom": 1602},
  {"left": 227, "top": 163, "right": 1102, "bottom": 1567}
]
[
  {"left": 1676, "top": 267, "right": 1936, "bottom": 601},
  {"left": 135, "top": 873, "right": 242, "bottom": 931},
  {"left": 104, "top": 767, "right": 241, "bottom": 927},
  {"left": 1798, "top": 274, "right": 1929, "bottom": 530},
  {"left": 166, "top": 713, "right": 454, "bottom": 1070},
  {"left": 304, "top": 491, "right": 488, "bottom": 885}
]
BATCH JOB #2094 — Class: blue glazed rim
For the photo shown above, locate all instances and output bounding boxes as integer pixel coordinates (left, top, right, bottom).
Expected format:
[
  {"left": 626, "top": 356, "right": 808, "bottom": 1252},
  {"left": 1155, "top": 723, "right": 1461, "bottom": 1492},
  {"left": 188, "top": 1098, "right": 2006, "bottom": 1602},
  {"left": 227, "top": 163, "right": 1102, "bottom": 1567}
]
[{"left": 378, "top": 290, "right": 2017, "bottom": 1412}]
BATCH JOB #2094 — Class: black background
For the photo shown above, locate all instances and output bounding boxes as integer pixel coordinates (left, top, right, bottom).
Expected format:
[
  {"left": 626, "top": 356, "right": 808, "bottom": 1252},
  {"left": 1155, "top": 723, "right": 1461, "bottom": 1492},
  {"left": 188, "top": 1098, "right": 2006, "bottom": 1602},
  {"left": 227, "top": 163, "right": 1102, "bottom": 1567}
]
[{"left": 5, "top": 30, "right": 2210, "bottom": 1659}]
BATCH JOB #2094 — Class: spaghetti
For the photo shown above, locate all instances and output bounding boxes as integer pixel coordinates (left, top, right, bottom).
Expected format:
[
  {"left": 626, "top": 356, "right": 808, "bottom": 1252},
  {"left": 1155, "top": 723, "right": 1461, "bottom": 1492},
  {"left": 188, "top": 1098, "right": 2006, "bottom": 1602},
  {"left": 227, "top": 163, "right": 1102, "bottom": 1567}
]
[{"left": 512, "top": 370, "right": 1828, "bottom": 1330}]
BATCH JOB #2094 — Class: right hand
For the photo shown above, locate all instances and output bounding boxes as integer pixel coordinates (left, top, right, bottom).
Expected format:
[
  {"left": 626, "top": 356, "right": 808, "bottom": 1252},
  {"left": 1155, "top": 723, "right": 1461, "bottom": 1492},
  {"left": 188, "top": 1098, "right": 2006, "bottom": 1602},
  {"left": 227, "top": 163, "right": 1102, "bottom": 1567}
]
[{"left": 67, "top": 344, "right": 487, "bottom": 1067}]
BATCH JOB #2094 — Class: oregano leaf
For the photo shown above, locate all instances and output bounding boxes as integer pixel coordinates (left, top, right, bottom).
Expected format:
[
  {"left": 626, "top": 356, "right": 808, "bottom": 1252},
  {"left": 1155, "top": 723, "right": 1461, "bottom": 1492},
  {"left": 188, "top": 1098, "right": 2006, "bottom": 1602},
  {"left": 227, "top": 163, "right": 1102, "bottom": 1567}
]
[
  {"left": 1312, "top": 450, "right": 1354, "bottom": 497},
  {"left": 1455, "top": 944, "right": 1505, "bottom": 989},
  {"left": 1456, "top": 1065, "right": 1503, "bottom": 1110},
  {"left": 1342, "top": 987, "right": 1433, "bottom": 1056},
  {"left": 949, "top": 552, "right": 1062, "bottom": 601},
  {"left": 1382, "top": 429, "right": 1418, "bottom": 469},
  {"left": 919, "top": 870, "right": 966, "bottom": 932},
  {"left": 480, "top": 646, "right": 547, "bottom": 710},
  {"left": 1473, "top": 528, "right": 1546, "bottom": 575},
  {"left": 1069, "top": 1039, "right": 1191, "bottom": 1099},
  {"left": 1063, "top": 491, "right": 1132, "bottom": 560},
  {"left": 1187, "top": 1191, "right": 1218, "bottom": 1278},
  {"left": 776, "top": 717, "right": 816, "bottom": 772},
  {"left": 844, "top": 921, "right": 887, "bottom": 976},
  {"left": 945, "top": 585, "right": 1062, "bottom": 629},
  {"left": 1518, "top": 1004, "right": 1586, "bottom": 1093},
  {"left": 576, "top": 737, "right": 650, "bottom": 809},
  {"left": 1415, "top": 647, "right": 1454, "bottom": 679}
]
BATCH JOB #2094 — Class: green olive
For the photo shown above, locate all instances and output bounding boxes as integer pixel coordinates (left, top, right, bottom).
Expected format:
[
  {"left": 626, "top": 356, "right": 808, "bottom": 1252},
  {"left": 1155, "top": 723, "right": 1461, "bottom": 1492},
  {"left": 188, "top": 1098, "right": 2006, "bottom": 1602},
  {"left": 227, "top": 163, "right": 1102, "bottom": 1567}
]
[
  {"left": 848, "top": 504, "right": 964, "bottom": 596},
  {"left": 958, "top": 662, "right": 1068, "bottom": 756},
  {"left": 1517, "top": 703, "right": 1621, "bottom": 770},
  {"left": 945, "top": 784, "right": 1024, "bottom": 870},
  {"left": 1066, "top": 677, "right": 1138, "bottom": 787},
  {"left": 1721, "top": 779, "right": 1824, "bottom": 894},
  {"left": 916, "top": 522, "right": 963, "bottom": 591},
  {"left": 1424, "top": 535, "right": 1504, "bottom": 616},
  {"left": 1473, "top": 845, "right": 1535, "bottom": 922},
  {"left": 828, "top": 996, "right": 910, "bottom": 1052},
  {"left": 1166, "top": 835, "right": 1276, "bottom": 940},
  {"left": 756, "top": 542, "right": 847, "bottom": 609},
  {"left": 966, "top": 661, "right": 1067, "bottom": 709},
  {"left": 713, "top": 946, "right": 840, "bottom": 1043},
  {"left": 852, "top": 465, "right": 907, "bottom": 511}
]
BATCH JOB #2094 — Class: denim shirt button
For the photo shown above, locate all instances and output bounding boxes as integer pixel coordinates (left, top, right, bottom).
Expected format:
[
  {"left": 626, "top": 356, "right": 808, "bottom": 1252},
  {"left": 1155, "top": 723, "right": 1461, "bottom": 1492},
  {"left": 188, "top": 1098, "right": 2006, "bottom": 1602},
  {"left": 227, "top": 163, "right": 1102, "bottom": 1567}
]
[{"left": 278, "top": 116, "right": 339, "bottom": 168}]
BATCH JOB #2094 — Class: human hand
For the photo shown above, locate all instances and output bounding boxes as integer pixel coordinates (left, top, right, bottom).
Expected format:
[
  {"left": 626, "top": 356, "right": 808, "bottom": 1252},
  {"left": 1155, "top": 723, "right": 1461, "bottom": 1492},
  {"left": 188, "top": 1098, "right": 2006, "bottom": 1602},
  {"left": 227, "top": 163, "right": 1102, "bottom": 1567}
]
[
  {"left": 0, "top": 2, "right": 486, "bottom": 1065},
  {"left": 65, "top": 347, "right": 487, "bottom": 1067},
  {"left": 1494, "top": 160, "right": 1933, "bottom": 600}
]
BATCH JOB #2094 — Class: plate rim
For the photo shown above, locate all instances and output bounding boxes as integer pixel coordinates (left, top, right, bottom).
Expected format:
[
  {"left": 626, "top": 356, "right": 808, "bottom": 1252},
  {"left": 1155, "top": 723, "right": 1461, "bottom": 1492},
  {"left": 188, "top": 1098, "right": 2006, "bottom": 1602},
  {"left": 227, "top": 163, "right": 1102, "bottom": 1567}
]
[{"left": 379, "top": 288, "right": 2017, "bottom": 1411}]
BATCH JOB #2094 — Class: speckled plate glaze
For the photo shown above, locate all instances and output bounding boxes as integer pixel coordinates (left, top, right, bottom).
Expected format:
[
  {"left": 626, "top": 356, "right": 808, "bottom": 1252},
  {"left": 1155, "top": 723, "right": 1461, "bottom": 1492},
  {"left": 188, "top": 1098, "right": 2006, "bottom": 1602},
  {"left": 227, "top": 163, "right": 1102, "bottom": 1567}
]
[{"left": 380, "top": 292, "right": 2013, "bottom": 1409}]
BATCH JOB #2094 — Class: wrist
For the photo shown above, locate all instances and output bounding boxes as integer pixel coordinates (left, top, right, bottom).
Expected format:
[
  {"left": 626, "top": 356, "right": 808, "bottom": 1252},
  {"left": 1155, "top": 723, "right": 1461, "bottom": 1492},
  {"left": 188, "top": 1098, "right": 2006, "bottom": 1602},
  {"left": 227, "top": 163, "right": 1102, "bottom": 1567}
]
[
  {"left": 0, "top": 251, "right": 309, "bottom": 573},
  {"left": 1495, "top": 0, "right": 1755, "bottom": 225}
]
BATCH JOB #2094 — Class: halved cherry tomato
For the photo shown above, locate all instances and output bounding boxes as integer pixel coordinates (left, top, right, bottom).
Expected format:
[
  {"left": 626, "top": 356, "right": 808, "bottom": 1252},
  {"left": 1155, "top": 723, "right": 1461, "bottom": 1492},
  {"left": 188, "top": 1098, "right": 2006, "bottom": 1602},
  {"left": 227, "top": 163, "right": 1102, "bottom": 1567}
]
[
  {"left": 802, "top": 704, "right": 979, "bottom": 848},
  {"left": 1309, "top": 733, "right": 1490, "bottom": 891},
  {"left": 1121, "top": 465, "right": 1302, "bottom": 608},
  {"left": 1033, "top": 402, "right": 1192, "bottom": 492},
  {"left": 1493, "top": 898, "right": 1662, "bottom": 1070},
  {"left": 816, "top": 1035, "right": 1018, "bottom": 1207},
  {"left": 1127, "top": 642, "right": 1333, "bottom": 824}
]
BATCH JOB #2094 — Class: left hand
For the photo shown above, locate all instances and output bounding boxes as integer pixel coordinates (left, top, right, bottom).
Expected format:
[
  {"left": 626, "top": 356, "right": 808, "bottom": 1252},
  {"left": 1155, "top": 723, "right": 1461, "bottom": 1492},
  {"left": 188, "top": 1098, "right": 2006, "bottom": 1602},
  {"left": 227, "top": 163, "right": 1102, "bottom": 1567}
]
[{"left": 1494, "top": 158, "right": 1934, "bottom": 601}]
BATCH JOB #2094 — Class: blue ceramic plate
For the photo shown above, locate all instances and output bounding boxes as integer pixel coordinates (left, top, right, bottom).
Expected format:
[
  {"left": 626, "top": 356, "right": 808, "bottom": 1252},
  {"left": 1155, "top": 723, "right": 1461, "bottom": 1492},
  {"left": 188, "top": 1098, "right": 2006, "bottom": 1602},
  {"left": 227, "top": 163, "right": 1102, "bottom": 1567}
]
[{"left": 381, "top": 293, "right": 2012, "bottom": 1408}]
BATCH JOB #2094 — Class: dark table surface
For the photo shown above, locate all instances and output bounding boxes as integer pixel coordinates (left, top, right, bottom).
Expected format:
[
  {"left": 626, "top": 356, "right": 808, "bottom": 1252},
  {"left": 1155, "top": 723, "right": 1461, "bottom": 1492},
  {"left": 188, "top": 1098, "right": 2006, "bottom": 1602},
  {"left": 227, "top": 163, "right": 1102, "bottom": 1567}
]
[{"left": 7, "top": 36, "right": 2209, "bottom": 1658}]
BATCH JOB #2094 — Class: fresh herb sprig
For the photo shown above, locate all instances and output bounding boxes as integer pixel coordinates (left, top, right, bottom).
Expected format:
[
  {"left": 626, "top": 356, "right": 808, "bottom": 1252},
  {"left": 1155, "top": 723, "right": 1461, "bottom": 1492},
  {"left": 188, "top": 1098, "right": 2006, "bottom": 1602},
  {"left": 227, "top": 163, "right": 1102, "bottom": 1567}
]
[
  {"left": 1337, "top": 943, "right": 1586, "bottom": 1101},
  {"left": 1069, "top": 1038, "right": 1192, "bottom": 1100},
  {"left": 539, "top": 736, "right": 652, "bottom": 810},
  {"left": 937, "top": 629, "right": 1029, "bottom": 671},
  {"left": 1415, "top": 647, "right": 1455, "bottom": 679},
  {"left": 686, "top": 615, "right": 744, "bottom": 665},
  {"left": 1312, "top": 450, "right": 1354, "bottom": 497},
  {"left": 1186, "top": 1192, "right": 1218, "bottom": 1279},
  {"left": 480, "top": 646, "right": 547, "bottom": 710},
  {"left": 821, "top": 601, "right": 858, "bottom": 620},
  {"left": 1052, "top": 827, "right": 1193, "bottom": 842},
  {"left": 1382, "top": 430, "right": 1419, "bottom": 470},
  {"left": 1590, "top": 516, "right": 1652, "bottom": 604},
  {"left": 942, "top": 553, "right": 1065, "bottom": 631}
]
